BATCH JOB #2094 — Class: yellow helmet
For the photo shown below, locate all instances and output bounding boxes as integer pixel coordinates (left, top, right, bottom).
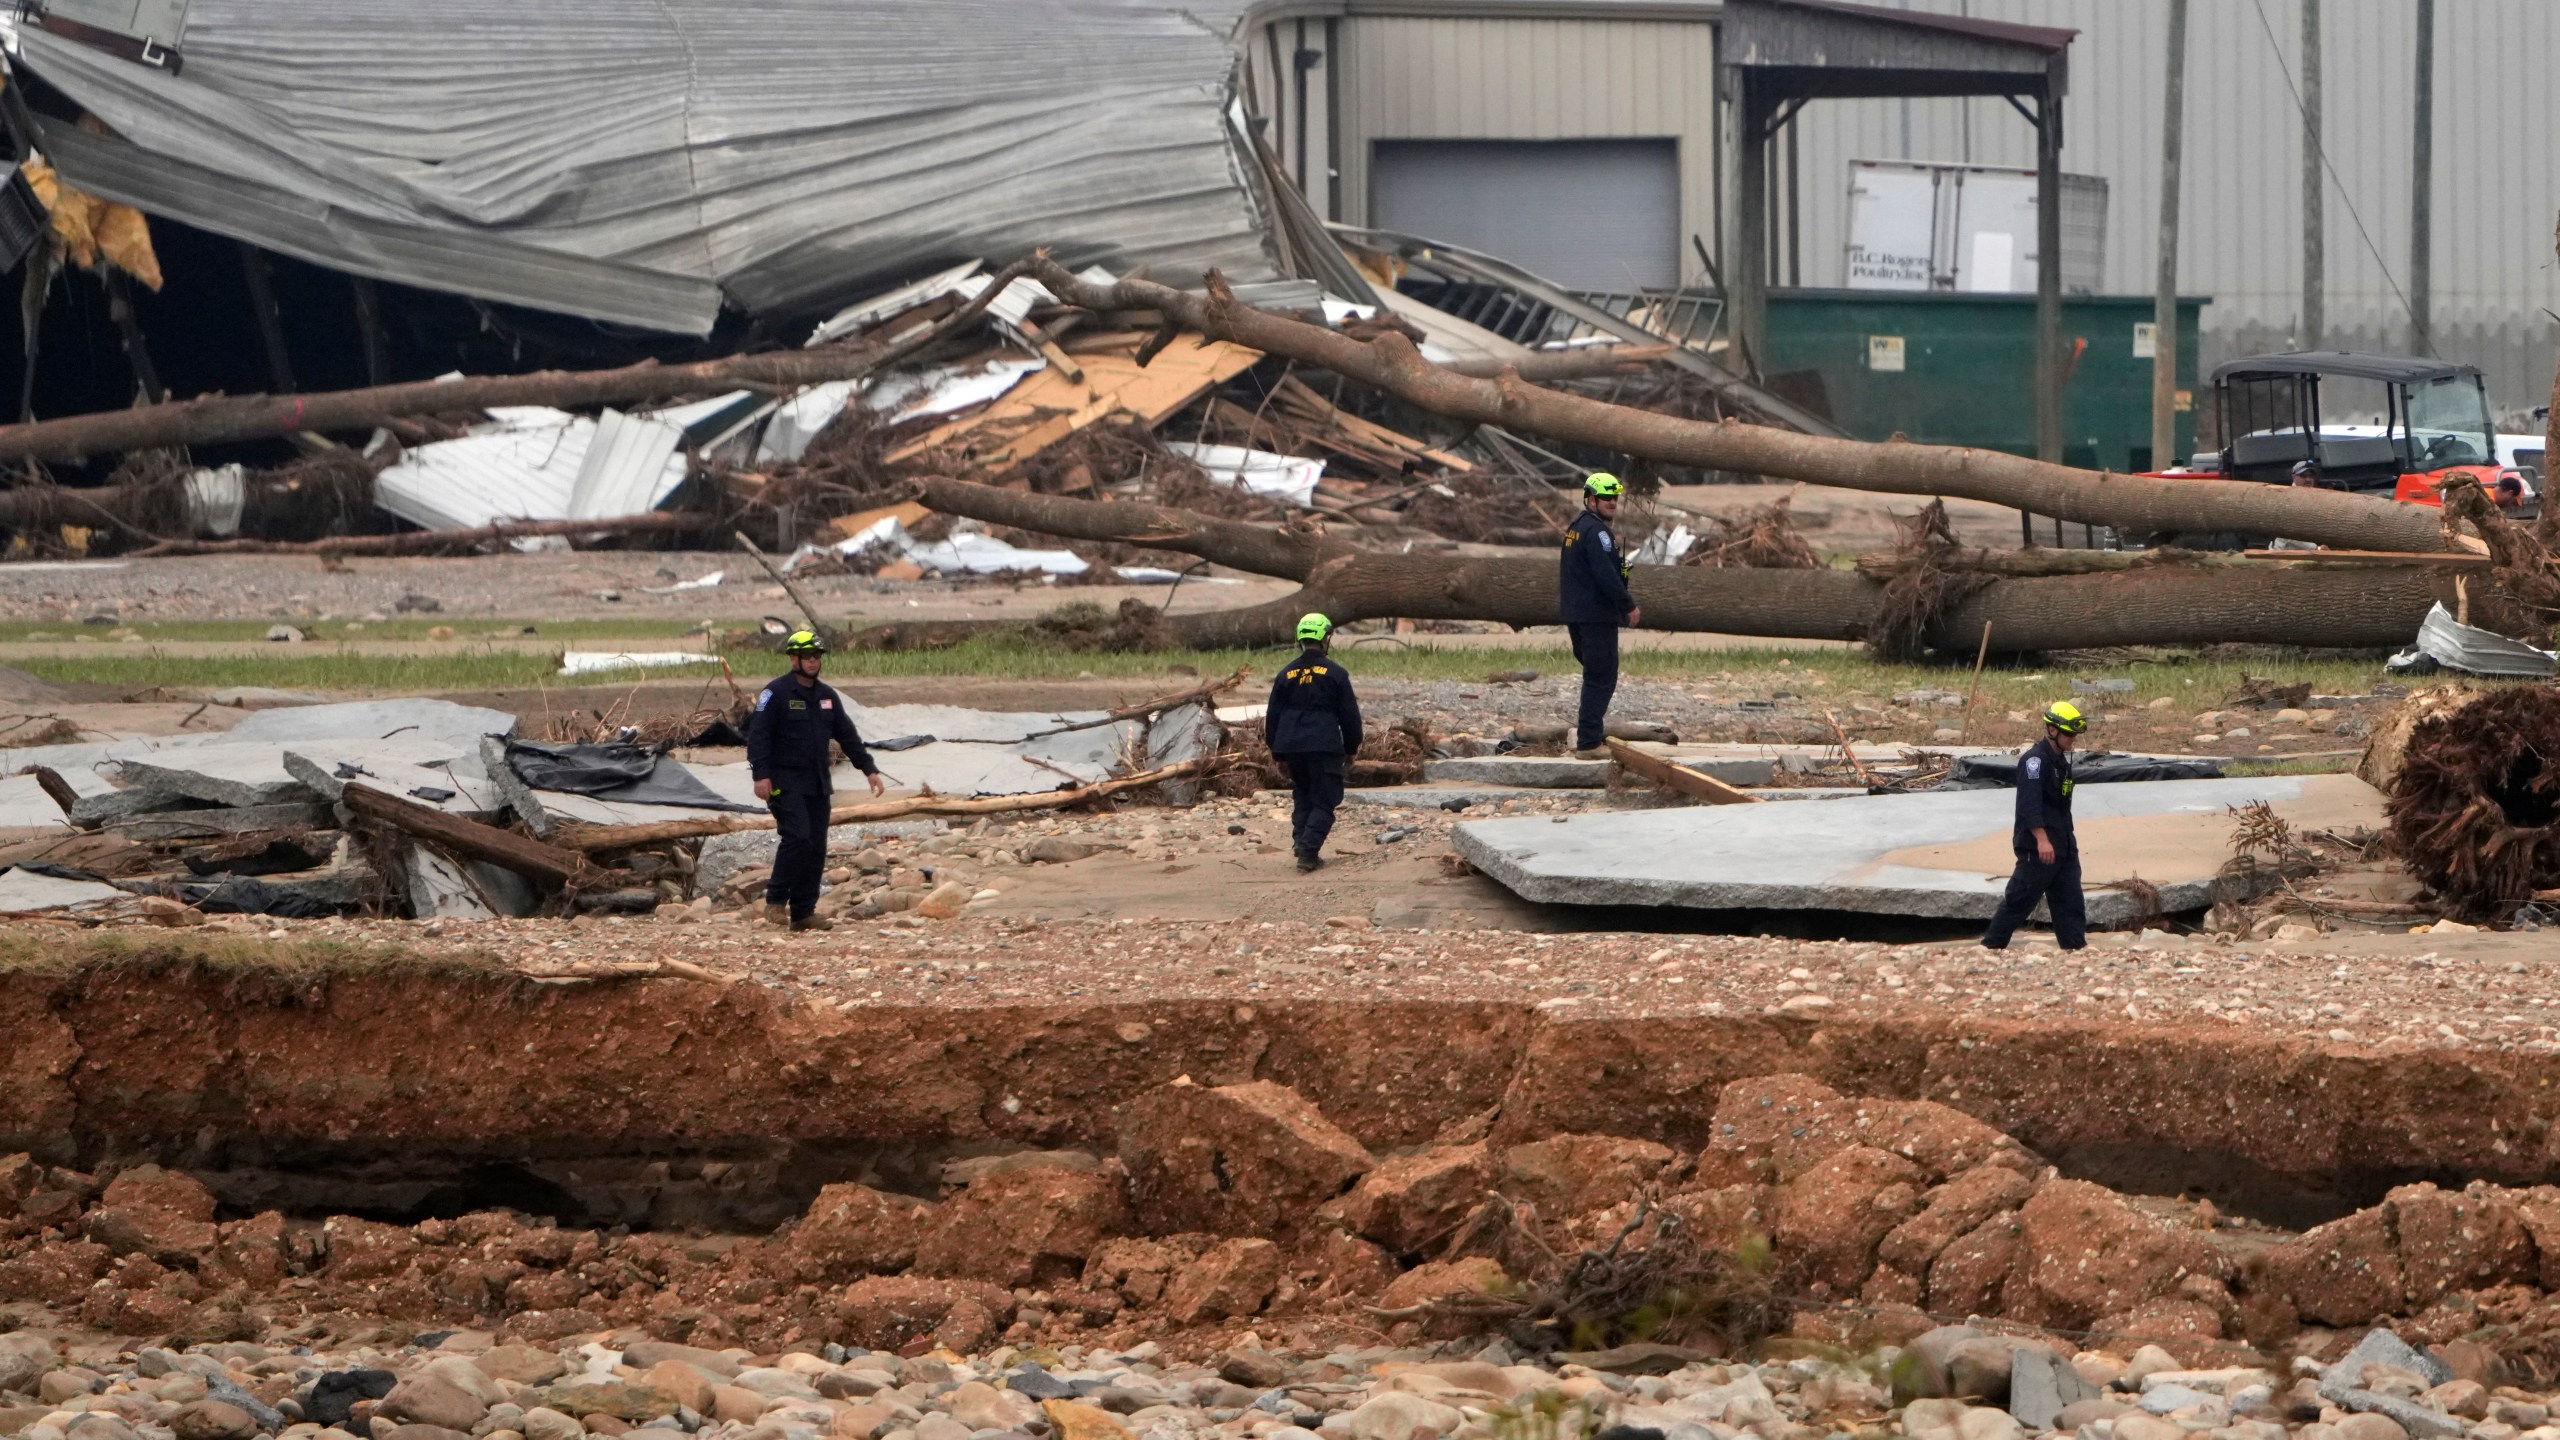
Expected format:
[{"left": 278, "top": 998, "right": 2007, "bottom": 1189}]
[
  {"left": 1296, "top": 612, "right": 1334, "bottom": 643},
  {"left": 1584, "top": 472, "right": 1625, "bottom": 498},
  {"left": 783, "top": 629, "right": 827, "bottom": 656},
  {"left": 2042, "top": 700, "right": 2087, "bottom": 735}
]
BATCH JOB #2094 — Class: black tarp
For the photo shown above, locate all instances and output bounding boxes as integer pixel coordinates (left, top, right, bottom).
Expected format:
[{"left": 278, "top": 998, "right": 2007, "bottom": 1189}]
[
  {"left": 1944, "top": 751, "right": 2225, "bottom": 789},
  {"left": 503, "top": 740, "right": 759, "bottom": 812}
]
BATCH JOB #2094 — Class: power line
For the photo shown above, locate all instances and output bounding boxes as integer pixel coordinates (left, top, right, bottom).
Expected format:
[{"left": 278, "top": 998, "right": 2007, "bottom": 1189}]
[{"left": 2249, "top": 0, "right": 2431, "bottom": 354}]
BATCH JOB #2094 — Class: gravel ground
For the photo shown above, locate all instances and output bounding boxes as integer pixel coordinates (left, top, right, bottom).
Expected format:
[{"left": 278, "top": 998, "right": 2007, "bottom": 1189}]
[{"left": 174, "top": 780, "right": 2554, "bottom": 1055}]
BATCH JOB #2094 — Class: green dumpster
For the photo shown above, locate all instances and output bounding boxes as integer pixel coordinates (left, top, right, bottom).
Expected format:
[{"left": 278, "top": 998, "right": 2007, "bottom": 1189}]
[{"left": 1761, "top": 290, "right": 2209, "bottom": 473}]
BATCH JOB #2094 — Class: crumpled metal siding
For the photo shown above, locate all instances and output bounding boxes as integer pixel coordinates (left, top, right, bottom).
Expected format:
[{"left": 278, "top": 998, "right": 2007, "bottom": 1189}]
[{"left": 17, "top": 0, "right": 1279, "bottom": 335}]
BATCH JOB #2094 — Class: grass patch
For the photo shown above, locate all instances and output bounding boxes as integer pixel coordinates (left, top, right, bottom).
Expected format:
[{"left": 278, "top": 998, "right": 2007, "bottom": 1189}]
[
  {"left": 0, "top": 617, "right": 705, "bottom": 645},
  {"left": 0, "top": 611, "right": 2405, "bottom": 706}
]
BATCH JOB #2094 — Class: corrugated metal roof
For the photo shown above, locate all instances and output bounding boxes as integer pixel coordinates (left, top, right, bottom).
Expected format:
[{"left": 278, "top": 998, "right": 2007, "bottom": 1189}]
[
  {"left": 16, "top": 0, "right": 1286, "bottom": 335},
  {"left": 372, "top": 414, "right": 590, "bottom": 533},
  {"left": 566, "top": 409, "right": 687, "bottom": 521}
]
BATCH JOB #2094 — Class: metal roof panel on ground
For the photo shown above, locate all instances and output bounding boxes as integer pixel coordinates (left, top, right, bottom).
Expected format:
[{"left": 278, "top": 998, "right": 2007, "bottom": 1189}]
[{"left": 16, "top": 0, "right": 1288, "bottom": 335}]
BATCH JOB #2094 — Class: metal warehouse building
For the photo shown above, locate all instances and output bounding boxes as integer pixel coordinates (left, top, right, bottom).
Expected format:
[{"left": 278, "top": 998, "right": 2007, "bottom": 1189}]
[{"left": 1241, "top": 0, "right": 2560, "bottom": 416}]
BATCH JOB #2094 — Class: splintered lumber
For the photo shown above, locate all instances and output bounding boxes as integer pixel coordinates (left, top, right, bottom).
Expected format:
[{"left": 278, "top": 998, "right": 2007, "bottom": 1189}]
[
  {"left": 0, "top": 258, "right": 1038, "bottom": 465},
  {"left": 886, "top": 340, "right": 1261, "bottom": 466},
  {"left": 1023, "top": 260, "right": 2454, "bottom": 556},
  {"left": 911, "top": 475, "right": 2446, "bottom": 652},
  {"left": 552, "top": 756, "right": 1218, "bottom": 851},
  {"left": 1604, "top": 740, "right": 1761, "bottom": 805},
  {"left": 341, "top": 781, "right": 598, "bottom": 889}
]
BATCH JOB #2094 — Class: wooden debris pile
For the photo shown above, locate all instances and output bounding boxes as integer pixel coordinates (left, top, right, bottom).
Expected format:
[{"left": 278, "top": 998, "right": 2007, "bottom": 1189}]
[{"left": 2364, "top": 685, "right": 2560, "bottom": 920}]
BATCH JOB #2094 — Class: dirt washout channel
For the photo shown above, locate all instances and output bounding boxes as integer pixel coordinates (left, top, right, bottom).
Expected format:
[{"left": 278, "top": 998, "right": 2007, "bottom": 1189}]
[{"left": 6, "top": 946, "right": 2560, "bottom": 1231}]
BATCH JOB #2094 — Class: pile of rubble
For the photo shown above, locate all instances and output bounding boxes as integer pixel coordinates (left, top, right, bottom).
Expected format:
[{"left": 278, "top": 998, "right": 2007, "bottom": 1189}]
[{"left": 0, "top": 691, "right": 1225, "bottom": 925}]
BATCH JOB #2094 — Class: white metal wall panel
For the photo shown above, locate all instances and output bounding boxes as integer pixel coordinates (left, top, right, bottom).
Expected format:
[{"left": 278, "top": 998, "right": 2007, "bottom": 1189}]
[
  {"left": 1778, "top": 0, "right": 2560, "bottom": 414},
  {"left": 1333, "top": 15, "right": 1720, "bottom": 285},
  {"left": 1372, "top": 138, "right": 1682, "bottom": 288}
]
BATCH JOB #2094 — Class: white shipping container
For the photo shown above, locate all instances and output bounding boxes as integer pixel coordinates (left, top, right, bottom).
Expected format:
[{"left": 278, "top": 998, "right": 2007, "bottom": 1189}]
[{"left": 1843, "top": 159, "right": 2108, "bottom": 295}]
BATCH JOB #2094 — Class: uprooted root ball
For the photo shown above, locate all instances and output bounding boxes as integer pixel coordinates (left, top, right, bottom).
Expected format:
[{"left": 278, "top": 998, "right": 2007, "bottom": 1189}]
[{"left": 2378, "top": 684, "right": 2560, "bottom": 919}]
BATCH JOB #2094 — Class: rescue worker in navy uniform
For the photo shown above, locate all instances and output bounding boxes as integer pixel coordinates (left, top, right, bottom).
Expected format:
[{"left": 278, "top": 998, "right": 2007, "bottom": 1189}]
[
  {"left": 1559, "top": 472, "right": 1641, "bottom": 758},
  {"left": 1265, "top": 612, "right": 1363, "bottom": 873},
  {"left": 1980, "top": 700, "right": 2089, "bottom": 950},
  {"left": 745, "top": 629, "right": 886, "bottom": 931}
]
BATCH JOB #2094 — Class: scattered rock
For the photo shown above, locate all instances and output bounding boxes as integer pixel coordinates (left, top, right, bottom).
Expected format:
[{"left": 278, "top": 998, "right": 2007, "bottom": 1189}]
[
  {"left": 166, "top": 1401, "right": 258, "bottom": 1440},
  {"left": 913, "top": 1165, "right": 1126, "bottom": 1287},
  {"left": 914, "top": 880, "right": 975, "bottom": 919},
  {"left": 1336, "top": 1143, "right": 1493, "bottom": 1255},
  {"left": 1119, "top": 1077, "right": 1374, "bottom": 1236},
  {"left": 790, "top": 1182, "right": 933, "bottom": 1280},
  {"left": 1162, "top": 1237, "right": 1282, "bottom": 1323}
]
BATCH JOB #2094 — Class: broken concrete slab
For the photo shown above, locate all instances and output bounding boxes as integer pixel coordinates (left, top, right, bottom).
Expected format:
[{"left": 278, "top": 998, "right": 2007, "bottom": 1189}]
[
  {"left": 229, "top": 698, "right": 517, "bottom": 751},
  {"left": 1145, "top": 700, "right": 1222, "bottom": 806},
  {"left": 0, "top": 774, "right": 74, "bottom": 833},
  {"left": 0, "top": 866, "right": 126, "bottom": 912},
  {"left": 1452, "top": 774, "right": 2382, "bottom": 923},
  {"left": 1344, "top": 785, "right": 1612, "bottom": 811},
  {"left": 404, "top": 845, "right": 496, "bottom": 920},
  {"left": 34, "top": 764, "right": 190, "bottom": 827},
  {"left": 846, "top": 700, "right": 1141, "bottom": 795},
  {"left": 120, "top": 734, "right": 472, "bottom": 810},
  {"left": 283, "top": 750, "right": 504, "bottom": 818},
  {"left": 108, "top": 802, "right": 336, "bottom": 843},
  {"left": 116, "top": 743, "right": 328, "bottom": 808},
  {"left": 1421, "top": 757, "right": 1610, "bottom": 788}
]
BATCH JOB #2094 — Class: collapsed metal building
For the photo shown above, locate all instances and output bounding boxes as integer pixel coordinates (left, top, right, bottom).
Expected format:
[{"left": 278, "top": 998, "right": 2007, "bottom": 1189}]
[{"left": 6, "top": 0, "right": 1367, "bottom": 336}]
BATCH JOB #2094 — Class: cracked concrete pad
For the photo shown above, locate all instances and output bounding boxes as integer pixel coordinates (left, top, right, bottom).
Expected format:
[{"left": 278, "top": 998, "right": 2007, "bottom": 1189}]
[
  {"left": 1421, "top": 757, "right": 1611, "bottom": 788},
  {"left": 229, "top": 699, "right": 517, "bottom": 750},
  {"left": 0, "top": 774, "right": 72, "bottom": 833},
  {"left": 846, "top": 700, "right": 1142, "bottom": 796},
  {"left": 0, "top": 867, "right": 125, "bottom": 912},
  {"left": 283, "top": 750, "right": 503, "bottom": 818},
  {"left": 1452, "top": 774, "right": 2382, "bottom": 922},
  {"left": 121, "top": 734, "right": 477, "bottom": 810}
]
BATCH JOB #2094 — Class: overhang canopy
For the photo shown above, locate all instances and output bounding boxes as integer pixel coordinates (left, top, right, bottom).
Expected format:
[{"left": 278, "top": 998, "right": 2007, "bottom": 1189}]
[
  {"left": 2213, "top": 351, "right": 2483, "bottom": 386},
  {"left": 1720, "top": 0, "right": 2072, "bottom": 99}
]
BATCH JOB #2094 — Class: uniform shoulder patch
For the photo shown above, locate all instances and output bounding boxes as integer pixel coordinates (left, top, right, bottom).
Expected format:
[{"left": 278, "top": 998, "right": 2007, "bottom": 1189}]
[
  {"left": 754, "top": 690, "right": 772, "bottom": 711},
  {"left": 1598, "top": 530, "right": 1616, "bottom": 551},
  {"left": 2023, "top": 755, "right": 2042, "bottom": 777}
]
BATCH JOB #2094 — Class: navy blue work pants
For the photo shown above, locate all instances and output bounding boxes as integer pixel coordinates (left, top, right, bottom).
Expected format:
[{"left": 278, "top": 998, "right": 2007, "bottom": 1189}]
[
  {"left": 1568, "top": 621, "right": 1620, "bottom": 752},
  {"left": 1282, "top": 753, "right": 1346, "bottom": 859},
  {"left": 1982, "top": 845, "right": 2087, "bottom": 949},
  {"left": 764, "top": 775, "right": 831, "bottom": 921}
]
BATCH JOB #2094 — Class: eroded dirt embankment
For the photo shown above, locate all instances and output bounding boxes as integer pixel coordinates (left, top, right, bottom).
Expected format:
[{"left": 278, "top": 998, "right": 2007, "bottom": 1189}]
[{"left": 5, "top": 947, "right": 2559, "bottom": 1229}]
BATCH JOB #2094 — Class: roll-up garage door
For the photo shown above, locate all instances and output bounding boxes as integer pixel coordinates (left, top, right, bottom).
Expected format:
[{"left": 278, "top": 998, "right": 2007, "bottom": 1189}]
[{"left": 1370, "top": 138, "right": 1680, "bottom": 291}]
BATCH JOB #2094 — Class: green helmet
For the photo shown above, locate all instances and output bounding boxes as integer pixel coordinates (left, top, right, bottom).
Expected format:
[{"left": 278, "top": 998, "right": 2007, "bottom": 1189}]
[
  {"left": 2042, "top": 699, "right": 2088, "bottom": 735},
  {"left": 783, "top": 628, "right": 827, "bottom": 656},
  {"left": 1295, "top": 612, "right": 1334, "bottom": 644},
  {"left": 1584, "top": 472, "right": 1625, "bottom": 499}
]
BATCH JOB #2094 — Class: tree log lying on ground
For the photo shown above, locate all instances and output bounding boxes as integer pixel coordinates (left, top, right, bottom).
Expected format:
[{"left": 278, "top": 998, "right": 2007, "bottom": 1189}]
[
  {"left": 0, "top": 259, "right": 1036, "bottom": 466},
  {"left": 910, "top": 475, "right": 2447, "bottom": 654},
  {"left": 341, "top": 782, "right": 601, "bottom": 890},
  {"left": 1025, "top": 260, "right": 2453, "bottom": 556}
]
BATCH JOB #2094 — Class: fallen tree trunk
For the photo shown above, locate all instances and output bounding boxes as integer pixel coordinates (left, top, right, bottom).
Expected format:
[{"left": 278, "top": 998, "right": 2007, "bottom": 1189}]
[
  {"left": 1025, "top": 260, "right": 2454, "bottom": 555},
  {"left": 341, "top": 782, "right": 601, "bottom": 890},
  {"left": 912, "top": 475, "right": 2447, "bottom": 652},
  {"left": 133, "top": 511, "right": 704, "bottom": 558},
  {"left": 0, "top": 259, "right": 1036, "bottom": 465},
  {"left": 1442, "top": 346, "right": 1671, "bottom": 380}
]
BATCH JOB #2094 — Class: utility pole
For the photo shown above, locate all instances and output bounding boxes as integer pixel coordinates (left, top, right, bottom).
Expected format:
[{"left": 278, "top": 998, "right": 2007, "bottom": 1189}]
[
  {"left": 2408, "top": 0, "right": 2435, "bottom": 354},
  {"left": 2300, "top": 0, "right": 2324, "bottom": 349},
  {"left": 2152, "top": 0, "right": 2188, "bottom": 471}
]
